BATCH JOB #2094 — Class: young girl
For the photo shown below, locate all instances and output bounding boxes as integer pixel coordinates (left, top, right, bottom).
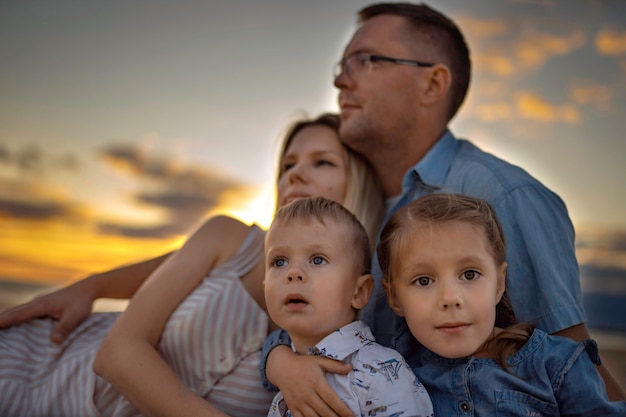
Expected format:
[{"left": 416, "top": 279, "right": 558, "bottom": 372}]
[
  {"left": 0, "top": 113, "right": 384, "bottom": 417},
  {"left": 377, "top": 193, "right": 626, "bottom": 416},
  {"left": 264, "top": 196, "right": 433, "bottom": 416}
]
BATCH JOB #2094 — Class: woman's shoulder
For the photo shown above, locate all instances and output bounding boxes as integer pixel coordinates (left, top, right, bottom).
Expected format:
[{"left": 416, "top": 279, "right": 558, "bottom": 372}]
[{"left": 186, "top": 215, "right": 261, "bottom": 266}]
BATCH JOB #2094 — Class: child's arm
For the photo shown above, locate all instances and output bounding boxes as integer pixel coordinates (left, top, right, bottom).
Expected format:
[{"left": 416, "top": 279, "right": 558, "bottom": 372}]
[
  {"left": 0, "top": 253, "right": 171, "bottom": 343},
  {"left": 93, "top": 215, "right": 250, "bottom": 417},
  {"left": 555, "top": 339, "right": 626, "bottom": 416}
]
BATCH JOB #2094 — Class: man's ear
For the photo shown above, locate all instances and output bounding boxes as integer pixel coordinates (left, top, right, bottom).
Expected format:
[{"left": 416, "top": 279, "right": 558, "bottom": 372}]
[
  {"left": 421, "top": 64, "right": 451, "bottom": 106},
  {"left": 352, "top": 274, "right": 374, "bottom": 310},
  {"left": 382, "top": 278, "right": 404, "bottom": 317},
  {"left": 496, "top": 262, "right": 507, "bottom": 303}
]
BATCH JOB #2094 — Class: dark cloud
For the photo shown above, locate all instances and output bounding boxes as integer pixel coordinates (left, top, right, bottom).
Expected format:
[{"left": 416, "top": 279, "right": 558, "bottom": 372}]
[
  {"left": 0, "top": 143, "right": 80, "bottom": 174},
  {"left": 97, "top": 222, "right": 182, "bottom": 239},
  {"left": 0, "top": 197, "right": 75, "bottom": 220},
  {"left": 100, "top": 144, "right": 175, "bottom": 180},
  {"left": 96, "top": 142, "right": 247, "bottom": 238}
]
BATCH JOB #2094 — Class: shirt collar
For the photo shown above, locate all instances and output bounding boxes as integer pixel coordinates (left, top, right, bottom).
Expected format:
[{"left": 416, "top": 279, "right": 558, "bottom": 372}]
[
  {"left": 299, "top": 321, "right": 374, "bottom": 361},
  {"left": 401, "top": 130, "right": 459, "bottom": 194}
]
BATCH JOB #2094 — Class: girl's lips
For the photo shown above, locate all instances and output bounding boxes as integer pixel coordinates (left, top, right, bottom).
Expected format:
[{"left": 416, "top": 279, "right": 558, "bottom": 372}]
[{"left": 436, "top": 323, "right": 470, "bottom": 334}]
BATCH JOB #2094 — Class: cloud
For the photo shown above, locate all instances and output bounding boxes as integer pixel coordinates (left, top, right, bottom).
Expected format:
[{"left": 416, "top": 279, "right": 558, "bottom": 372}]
[
  {"left": 515, "top": 31, "right": 586, "bottom": 69},
  {"left": 462, "top": 13, "right": 586, "bottom": 77},
  {"left": 0, "top": 178, "right": 82, "bottom": 221},
  {"left": 569, "top": 82, "right": 613, "bottom": 111},
  {"left": 0, "top": 198, "right": 74, "bottom": 220},
  {"left": 595, "top": 28, "right": 626, "bottom": 56},
  {"left": 514, "top": 91, "right": 581, "bottom": 124},
  {"left": 0, "top": 143, "right": 80, "bottom": 175},
  {"left": 473, "top": 102, "right": 514, "bottom": 122},
  {"left": 97, "top": 143, "right": 249, "bottom": 238},
  {"left": 96, "top": 222, "right": 182, "bottom": 239},
  {"left": 456, "top": 16, "right": 510, "bottom": 39},
  {"left": 100, "top": 144, "right": 177, "bottom": 180}
]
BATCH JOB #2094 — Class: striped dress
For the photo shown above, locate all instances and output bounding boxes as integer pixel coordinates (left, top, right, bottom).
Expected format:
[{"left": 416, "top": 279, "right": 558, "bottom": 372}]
[{"left": 0, "top": 224, "right": 275, "bottom": 417}]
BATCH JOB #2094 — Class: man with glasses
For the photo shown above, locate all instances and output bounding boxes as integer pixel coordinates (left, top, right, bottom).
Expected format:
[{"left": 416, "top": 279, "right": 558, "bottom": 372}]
[{"left": 262, "top": 3, "right": 624, "bottom": 415}]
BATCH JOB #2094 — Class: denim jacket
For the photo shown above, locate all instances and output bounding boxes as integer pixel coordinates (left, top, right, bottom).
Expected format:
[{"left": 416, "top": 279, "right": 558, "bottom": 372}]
[{"left": 394, "top": 324, "right": 626, "bottom": 416}]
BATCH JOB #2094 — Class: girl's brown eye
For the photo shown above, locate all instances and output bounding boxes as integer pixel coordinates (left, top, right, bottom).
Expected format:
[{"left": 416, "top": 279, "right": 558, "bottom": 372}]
[
  {"left": 417, "top": 277, "right": 431, "bottom": 286},
  {"left": 463, "top": 270, "right": 478, "bottom": 280}
]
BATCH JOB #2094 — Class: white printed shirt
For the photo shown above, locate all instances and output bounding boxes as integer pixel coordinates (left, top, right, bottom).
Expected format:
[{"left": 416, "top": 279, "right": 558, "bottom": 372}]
[{"left": 267, "top": 320, "right": 433, "bottom": 417}]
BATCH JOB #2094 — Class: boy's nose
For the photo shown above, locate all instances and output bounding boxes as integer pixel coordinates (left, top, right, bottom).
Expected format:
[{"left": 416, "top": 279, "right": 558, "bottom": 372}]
[{"left": 287, "top": 274, "right": 303, "bottom": 282}]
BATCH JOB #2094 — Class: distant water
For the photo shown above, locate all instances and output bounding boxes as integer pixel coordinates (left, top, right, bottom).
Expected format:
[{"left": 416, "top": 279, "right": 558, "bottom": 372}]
[{"left": 583, "top": 293, "right": 626, "bottom": 333}]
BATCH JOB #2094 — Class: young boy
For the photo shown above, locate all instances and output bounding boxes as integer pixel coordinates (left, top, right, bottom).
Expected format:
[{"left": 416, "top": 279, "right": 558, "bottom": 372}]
[{"left": 263, "top": 196, "right": 433, "bottom": 417}]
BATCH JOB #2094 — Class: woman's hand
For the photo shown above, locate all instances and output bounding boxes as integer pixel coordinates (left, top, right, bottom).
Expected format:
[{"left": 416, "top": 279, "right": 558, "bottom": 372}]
[
  {"left": 0, "top": 279, "right": 96, "bottom": 343},
  {"left": 0, "top": 252, "right": 171, "bottom": 344},
  {"left": 267, "top": 345, "right": 355, "bottom": 417}
]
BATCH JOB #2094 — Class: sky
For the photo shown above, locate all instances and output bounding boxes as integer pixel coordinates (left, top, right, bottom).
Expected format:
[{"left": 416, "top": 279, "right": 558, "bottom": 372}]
[{"left": 1, "top": 0, "right": 626, "bottom": 292}]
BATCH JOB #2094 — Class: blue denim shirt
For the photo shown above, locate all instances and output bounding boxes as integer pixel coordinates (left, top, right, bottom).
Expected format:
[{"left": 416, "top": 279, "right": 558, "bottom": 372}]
[
  {"left": 362, "top": 130, "right": 584, "bottom": 346},
  {"left": 394, "top": 323, "right": 626, "bottom": 416},
  {"left": 262, "top": 131, "right": 585, "bottom": 387}
]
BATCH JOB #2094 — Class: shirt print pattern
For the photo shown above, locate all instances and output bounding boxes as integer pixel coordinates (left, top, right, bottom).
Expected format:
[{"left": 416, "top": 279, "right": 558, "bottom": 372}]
[{"left": 267, "top": 321, "right": 433, "bottom": 417}]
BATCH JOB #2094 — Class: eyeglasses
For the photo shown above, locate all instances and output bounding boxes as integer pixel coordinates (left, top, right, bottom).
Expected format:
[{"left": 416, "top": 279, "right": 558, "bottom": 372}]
[{"left": 334, "top": 51, "right": 435, "bottom": 79}]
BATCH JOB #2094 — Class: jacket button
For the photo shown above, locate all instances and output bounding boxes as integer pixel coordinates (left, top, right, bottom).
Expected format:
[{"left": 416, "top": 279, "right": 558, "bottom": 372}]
[{"left": 460, "top": 402, "right": 471, "bottom": 412}]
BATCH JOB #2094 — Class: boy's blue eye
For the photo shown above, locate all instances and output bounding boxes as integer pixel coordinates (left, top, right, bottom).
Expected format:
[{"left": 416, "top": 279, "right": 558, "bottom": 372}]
[
  {"left": 273, "top": 258, "right": 287, "bottom": 267},
  {"left": 311, "top": 256, "right": 326, "bottom": 265}
]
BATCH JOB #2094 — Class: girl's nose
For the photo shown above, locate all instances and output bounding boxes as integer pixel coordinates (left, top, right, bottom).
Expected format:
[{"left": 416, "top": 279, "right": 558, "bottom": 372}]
[{"left": 438, "top": 281, "right": 463, "bottom": 310}]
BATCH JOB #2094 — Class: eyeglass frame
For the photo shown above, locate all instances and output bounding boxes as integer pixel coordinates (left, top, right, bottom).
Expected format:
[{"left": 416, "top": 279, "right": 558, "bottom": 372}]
[{"left": 334, "top": 51, "right": 435, "bottom": 79}]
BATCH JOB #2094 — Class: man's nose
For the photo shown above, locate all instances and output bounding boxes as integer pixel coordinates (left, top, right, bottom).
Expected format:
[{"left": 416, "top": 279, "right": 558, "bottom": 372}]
[{"left": 334, "top": 66, "right": 355, "bottom": 90}]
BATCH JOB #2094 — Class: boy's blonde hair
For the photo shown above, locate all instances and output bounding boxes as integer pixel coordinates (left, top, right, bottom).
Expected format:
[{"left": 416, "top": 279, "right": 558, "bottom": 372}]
[{"left": 271, "top": 196, "right": 371, "bottom": 276}]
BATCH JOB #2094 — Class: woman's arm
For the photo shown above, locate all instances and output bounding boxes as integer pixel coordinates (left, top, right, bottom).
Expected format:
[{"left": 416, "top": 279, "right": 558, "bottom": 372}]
[
  {"left": 0, "top": 252, "right": 172, "bottom": 343},
  {"left": 94, "top": 215, "right": 250, "bottom": 417}
]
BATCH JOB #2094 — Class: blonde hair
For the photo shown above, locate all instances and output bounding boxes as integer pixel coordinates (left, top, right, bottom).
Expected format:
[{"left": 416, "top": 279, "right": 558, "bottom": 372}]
[
  {"left": 377, "top": 193, "right": 532, "bottom": 373},
  {"left": 271, "top": 196, "right": 371, "bottom": 276},
  {"left": 275, "top": 113, "right": 383, "bottom": 247}
]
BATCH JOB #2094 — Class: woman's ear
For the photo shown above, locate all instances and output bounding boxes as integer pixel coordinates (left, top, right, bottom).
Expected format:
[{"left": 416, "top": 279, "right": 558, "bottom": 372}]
[
  {"left": 496, "top": 262, "right": 507, "bottom": 303},
  {"left": 382, "top": 278, "right": 404, "bottom": 317},
  {"left": 352, "top": 274, "right": 374, "bottom": 310},
  {"left": 421, "top": 64, "right": 451, "bottom": 106}
]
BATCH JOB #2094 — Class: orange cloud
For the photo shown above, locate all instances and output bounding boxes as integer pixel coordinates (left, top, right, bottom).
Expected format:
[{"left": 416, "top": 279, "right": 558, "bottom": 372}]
[
  {"left": 474, "top": 53, "right": 516, "bottom": 76},
  {"left": 596, "top": 28, "right": 626, "bottom": 55},
  {"left": 515, "top": 91, "right": 581, "bottom": 124},
  {"left": 515, "top": 31, "right": 586, "bottom": 70},
  {"left": 570, "top": 83, "right": 613, "bottom": 111},
  {"left": 474, "top": 102, "right": 514, "bottom": 122},
  {"left": 456, "top": 16, "right": 509, "bottom": 38}
]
